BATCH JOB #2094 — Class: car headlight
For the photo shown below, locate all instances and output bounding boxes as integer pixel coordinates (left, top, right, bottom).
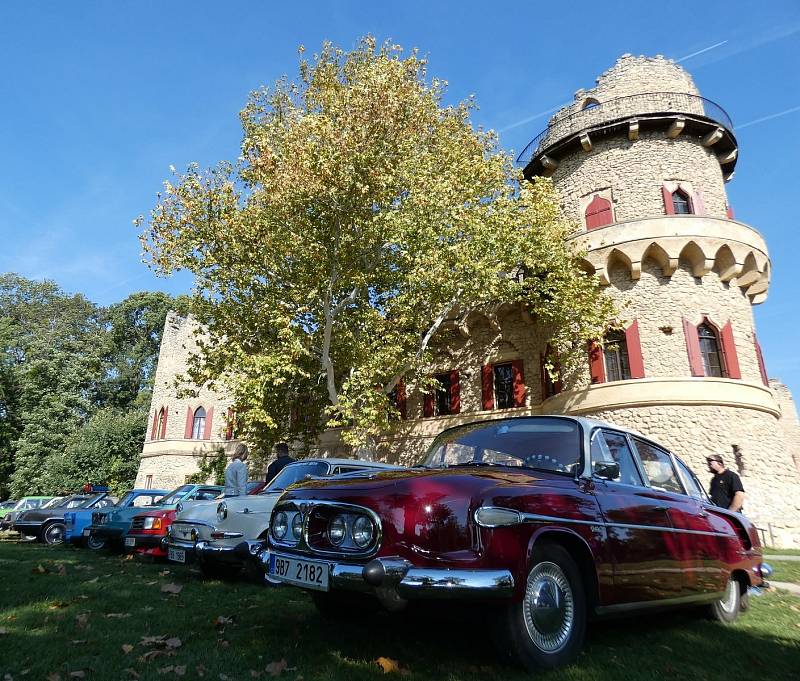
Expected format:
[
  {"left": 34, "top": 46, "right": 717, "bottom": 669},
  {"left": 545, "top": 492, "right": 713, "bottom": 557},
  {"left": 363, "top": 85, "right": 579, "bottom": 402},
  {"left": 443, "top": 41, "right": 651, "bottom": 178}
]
[
  {"left": 272, "top": 511, "right": 288, "bottom": 540},
  {"left": 217, "top": 502, "right": 227, "bottom": 522},
  {"left": 328, "top": 515, "right": 346, "bottom": 545},
  {"left": 352, "top": 515, "right": 374, "bottom": 548},
  {"left": 291, "top": 513, "right": 303, "bottom": 540},
  {"left": 143, "top": 517, "right": 162, "bottom": 530}
]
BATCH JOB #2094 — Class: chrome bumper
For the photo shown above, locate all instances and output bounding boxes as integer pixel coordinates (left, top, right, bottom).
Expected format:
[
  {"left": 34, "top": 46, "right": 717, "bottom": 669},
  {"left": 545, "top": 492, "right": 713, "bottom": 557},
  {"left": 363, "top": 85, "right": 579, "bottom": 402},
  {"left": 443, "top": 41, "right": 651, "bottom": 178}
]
[
  {"left": 169, "top": 538, "right": 263, "bottom": 564},
  {"left": 259, "top": 551, "right": 515, "bottom": 600}
]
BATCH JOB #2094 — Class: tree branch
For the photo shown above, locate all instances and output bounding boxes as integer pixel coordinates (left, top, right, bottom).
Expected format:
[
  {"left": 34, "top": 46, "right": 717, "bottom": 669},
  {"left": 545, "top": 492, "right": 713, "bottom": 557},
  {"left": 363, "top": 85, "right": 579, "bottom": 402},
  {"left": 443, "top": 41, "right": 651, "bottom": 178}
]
[{"left": 383, "top": 289, "right": 463, "bottom": 394}]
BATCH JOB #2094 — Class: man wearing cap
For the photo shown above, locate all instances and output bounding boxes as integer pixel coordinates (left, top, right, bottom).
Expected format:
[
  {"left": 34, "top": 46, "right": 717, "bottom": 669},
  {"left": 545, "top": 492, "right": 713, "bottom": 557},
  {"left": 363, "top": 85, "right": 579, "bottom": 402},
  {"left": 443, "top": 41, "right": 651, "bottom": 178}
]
[{"left": 707, "top": 455, "right": 745, "bottom": 512}]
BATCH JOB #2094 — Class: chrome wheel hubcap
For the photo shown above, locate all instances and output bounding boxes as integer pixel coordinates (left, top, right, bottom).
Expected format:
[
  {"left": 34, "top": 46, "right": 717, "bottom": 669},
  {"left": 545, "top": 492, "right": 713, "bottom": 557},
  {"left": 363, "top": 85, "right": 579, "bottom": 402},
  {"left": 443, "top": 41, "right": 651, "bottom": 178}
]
[
  {"left": 47, "top": 525, "right": 64, "bottom": 544},
  {"left": 720, "top": 578, "right": 737, "bottom": 613},
  {"left": 523, "top": 561, "right": 574, "bottom": 653}
]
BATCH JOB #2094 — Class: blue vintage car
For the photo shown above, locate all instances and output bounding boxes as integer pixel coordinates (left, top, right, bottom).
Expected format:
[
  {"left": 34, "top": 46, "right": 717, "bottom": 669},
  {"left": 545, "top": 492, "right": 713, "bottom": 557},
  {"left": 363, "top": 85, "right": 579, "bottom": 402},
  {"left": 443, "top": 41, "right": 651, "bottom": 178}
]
[
  {"left": 64, "top": 489, "right": 167, "bottom": 548},
  {"left": 86, "top": 483, "right": 223, "bottom": 551}
]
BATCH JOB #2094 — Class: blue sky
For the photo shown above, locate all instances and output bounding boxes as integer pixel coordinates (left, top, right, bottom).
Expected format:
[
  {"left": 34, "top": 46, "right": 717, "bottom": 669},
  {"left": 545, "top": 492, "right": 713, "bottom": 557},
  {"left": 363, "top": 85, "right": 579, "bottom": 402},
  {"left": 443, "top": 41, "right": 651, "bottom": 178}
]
[{"left": 1, "top": 1, "right": 799, "bottom": 396}]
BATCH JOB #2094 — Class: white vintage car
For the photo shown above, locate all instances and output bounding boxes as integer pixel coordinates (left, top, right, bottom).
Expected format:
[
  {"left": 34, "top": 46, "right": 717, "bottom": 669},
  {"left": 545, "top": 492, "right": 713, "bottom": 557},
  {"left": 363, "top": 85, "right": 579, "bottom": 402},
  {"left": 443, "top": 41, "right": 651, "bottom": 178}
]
[{"left": 166, "top": 458, "right": 401, "bottom": 578}]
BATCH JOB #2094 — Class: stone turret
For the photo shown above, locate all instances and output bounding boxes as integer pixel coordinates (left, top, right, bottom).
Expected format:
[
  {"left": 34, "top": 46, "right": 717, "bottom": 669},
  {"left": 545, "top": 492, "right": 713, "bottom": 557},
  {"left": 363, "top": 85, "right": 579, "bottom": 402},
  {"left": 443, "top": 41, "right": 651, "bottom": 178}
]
[{"left": 519, "top": 55, "right": 799, "bottom": 546}]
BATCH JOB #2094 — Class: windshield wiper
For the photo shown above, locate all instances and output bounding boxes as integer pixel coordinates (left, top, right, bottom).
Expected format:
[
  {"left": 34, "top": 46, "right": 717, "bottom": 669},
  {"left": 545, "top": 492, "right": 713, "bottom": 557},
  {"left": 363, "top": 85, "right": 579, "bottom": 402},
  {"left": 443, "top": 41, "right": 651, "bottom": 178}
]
[{"left": 446, "top": 461, "right": 505, "bottom": 468}]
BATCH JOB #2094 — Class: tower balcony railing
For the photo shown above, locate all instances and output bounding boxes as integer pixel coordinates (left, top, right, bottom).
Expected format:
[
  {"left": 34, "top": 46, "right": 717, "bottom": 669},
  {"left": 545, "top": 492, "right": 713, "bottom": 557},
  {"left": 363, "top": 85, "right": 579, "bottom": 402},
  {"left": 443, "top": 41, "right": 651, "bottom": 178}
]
[{"left": 516, "top": 92, "right": 733, "bottom": 166}]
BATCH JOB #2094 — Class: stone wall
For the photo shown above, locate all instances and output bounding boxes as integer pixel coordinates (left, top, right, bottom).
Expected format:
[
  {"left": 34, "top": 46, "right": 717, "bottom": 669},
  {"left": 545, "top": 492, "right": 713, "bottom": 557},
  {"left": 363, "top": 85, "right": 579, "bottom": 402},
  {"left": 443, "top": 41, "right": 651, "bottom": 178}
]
[
  {"left": 771, "top": 379, "right": 800, "bottom": 474},
  {"left": 550, "top": 133, "right": 728, "bottom": 225},
  {"left": 605, "top": 258, "right": 762, "bottom": 384}
]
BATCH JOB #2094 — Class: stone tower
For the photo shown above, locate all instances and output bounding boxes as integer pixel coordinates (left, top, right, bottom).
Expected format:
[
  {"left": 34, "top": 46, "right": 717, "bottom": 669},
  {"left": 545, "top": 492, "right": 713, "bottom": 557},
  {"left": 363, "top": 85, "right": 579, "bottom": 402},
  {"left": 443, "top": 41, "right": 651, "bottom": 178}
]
[{"left": 519, "top": 54, "right": 799, "bottom": 546}]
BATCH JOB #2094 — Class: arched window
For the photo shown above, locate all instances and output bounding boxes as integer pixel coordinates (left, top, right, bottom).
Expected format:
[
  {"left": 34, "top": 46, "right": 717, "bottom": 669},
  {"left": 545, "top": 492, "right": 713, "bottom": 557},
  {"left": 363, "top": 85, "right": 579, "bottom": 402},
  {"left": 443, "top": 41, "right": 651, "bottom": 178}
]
[
  {"left": 671, "top": 188, "right": 692, "bottom": 215},
  {"left": 191, "top": 407, "right": 206, "bottom": 439},
  {"left": 603, "top": 330, "right": 631, "bottom": 382},
  {"left": 157, "top": 407, "right": 167, "bottom": 439},
  {"left": 697, "top": 323, "right": 724, "bottom": 377},
  {"left": 585, "top": 194, "right": 613, "bottom": 230}
]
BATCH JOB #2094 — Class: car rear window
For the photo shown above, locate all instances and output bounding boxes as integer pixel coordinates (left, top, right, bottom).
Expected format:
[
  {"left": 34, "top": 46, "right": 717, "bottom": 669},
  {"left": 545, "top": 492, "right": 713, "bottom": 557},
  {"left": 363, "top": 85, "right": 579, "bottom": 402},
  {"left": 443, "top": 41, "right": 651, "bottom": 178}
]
[{"left": 265, "top": 462, "right": 329, "bottom": 491}]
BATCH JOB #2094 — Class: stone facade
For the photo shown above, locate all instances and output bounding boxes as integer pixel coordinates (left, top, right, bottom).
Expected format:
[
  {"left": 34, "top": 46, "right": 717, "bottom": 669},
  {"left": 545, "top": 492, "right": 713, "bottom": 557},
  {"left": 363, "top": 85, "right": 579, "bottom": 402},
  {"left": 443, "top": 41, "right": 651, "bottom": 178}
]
[{"left": 136, "top": 55, "right": 800, "bottom": 547}]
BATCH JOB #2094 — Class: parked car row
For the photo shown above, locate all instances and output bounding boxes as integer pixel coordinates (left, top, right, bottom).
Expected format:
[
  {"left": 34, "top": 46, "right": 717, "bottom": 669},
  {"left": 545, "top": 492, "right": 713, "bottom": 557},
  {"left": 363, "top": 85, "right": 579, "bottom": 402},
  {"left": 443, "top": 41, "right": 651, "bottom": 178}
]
[{"left": 1, "top": 415, "right": 774, "bottom": 672}]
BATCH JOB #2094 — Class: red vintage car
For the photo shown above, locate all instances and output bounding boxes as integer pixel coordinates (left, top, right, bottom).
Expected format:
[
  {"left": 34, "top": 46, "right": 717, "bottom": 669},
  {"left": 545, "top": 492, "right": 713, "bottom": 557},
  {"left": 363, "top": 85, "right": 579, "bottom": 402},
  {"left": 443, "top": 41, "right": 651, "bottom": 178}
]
[
  {"left": 123, "top": 509, "right": 178, "bottom": 558},
  {"left": 259, "top": 415, "right": 771, "bottom": 671}
]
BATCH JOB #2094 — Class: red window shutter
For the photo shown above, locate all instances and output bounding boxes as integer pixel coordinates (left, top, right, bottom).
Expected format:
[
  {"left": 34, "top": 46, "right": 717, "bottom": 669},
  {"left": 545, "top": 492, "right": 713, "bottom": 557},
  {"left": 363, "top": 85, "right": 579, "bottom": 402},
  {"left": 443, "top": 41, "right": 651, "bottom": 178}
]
[
  {"left": 511, "top": 360, "right": 526, "bottom": 407},
  {"left": 683, "top": 318, "right": 704, "bottom": 376},
  {"left": 625, "top": 320, "right": 646, "bottom": 379},
  {"left": 226, "top": 408, "right": 234, "bottom": 440},
  {"left": 184, "top": 407, "right": 194, "bottom": 438},
  {"left": 692, "top": 189, "right": 705, "bottom": 215},
  {"left": 662, "top": 185, "right": 675, "bottom": 215},
  {"left": 754, "top": 332, "right": 769, "bottom": 386},
  {"left": 203, "top": 406, "right": 214, "bottom": 440},
  {"left": 720, "top": 322, "right": 741, "bottom": 379},
  {"left": 150, "top": 411, "right": 159, "bottom": 441},
  {"left": 584, "top": 195, "right": 613, "bottom": 230},
  {"left": 396, "top": 380, "right": 407, "bottom": 420},
  {"left": 449, "top": 370, "right": 460, "bottom": 415},
  {"left": 160, "top": 408, "right": 168, "bottom": 439},
  {"left": 481, "top": 364, "right": 494, "bottom": 410},
  {"left": 423, "top": 392, "right": 434, "bottom": 418},
  {"left": 726, "top": 205, "right": 735, "bottom": 219},
  {"left": 588, "top": 341, "right": 605, "bottom": 384}
]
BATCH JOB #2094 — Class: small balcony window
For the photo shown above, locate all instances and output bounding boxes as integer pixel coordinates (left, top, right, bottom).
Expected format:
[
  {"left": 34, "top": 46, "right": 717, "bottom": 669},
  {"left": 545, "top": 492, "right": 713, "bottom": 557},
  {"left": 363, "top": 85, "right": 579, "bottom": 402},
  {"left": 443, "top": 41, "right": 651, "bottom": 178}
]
[
  {"left": 671, "top": 188, "right": 692, "bottom": 215},
  {"left": 604, "top": 331, "right": 631, "bottom": 382},
  {"left": 191, "top": 407, "right": 206, "bottom": 439},
  {"left": 698, "top": 323, "right": 724, "bottom": 377}
]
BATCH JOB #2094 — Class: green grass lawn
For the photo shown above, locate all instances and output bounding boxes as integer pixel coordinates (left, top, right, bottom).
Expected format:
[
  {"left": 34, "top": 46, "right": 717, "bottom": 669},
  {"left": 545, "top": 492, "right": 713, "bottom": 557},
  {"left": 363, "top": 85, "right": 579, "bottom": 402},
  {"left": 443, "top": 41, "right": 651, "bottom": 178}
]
[
  {"left": 1, "top": 540, "right": 799, "bottom": 681},
  {"left": 771, "top": 560, "right": 800, "bottom": 584},
  {"left": 764, "top": 547, "right": 800, "bottom": 556}
]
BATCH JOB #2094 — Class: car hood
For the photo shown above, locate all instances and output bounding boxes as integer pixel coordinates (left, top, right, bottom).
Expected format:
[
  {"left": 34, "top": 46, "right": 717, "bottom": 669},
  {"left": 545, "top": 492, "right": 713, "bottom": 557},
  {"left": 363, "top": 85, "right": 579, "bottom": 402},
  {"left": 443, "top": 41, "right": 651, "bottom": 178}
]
[{"left": 175, "top": 493, "right": 282, "bottom": 524}]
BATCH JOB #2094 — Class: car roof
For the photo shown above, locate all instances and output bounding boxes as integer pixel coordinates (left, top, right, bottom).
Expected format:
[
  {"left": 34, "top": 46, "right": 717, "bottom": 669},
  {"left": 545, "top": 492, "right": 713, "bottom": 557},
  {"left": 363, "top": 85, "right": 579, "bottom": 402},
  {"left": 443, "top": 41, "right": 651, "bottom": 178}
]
[{"left": 129, "top": 489, "right": 170, "bottom": 495}]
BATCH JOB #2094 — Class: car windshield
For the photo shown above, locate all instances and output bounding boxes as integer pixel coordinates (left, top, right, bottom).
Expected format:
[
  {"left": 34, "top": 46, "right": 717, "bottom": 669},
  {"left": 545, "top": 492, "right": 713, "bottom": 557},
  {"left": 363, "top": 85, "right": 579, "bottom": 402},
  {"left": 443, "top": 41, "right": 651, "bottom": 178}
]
[
  {"left": 41, "top": 497, "right": 63, "bottom": 509},
  {"left": 157, "top": 485, "right": 193, "bottom": 506},
  {"left": 116, "top": 492, "right": 135, "bottom": 507},
  {"left": 419, "top": 417, "right": 582, "bottom": 475},
  {"left": 264, "top": 462, "right": 329, "bottom": 492}
]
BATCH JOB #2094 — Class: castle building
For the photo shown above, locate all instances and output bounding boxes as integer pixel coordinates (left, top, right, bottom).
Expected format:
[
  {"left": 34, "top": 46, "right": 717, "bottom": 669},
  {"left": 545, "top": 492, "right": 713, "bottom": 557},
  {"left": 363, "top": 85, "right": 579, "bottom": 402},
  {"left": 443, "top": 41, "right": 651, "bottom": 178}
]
[{"left": 135, "top": 55, "right": 800, "bottom": 547}]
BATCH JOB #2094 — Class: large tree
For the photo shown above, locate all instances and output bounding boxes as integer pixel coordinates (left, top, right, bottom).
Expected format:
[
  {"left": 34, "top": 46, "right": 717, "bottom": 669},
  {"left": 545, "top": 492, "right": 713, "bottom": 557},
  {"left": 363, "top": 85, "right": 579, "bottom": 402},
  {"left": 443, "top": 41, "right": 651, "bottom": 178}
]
[{"left": 139, "top": 37, "right": 613, "bottom": 450}]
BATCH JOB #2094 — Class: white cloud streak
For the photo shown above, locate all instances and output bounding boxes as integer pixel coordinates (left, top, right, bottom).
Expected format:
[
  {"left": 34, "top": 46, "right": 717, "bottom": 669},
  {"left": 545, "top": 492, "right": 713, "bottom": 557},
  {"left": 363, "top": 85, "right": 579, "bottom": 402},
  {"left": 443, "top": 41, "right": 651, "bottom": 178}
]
[
  {"left": 676, "top": 40, "right": 729, "bottom": 63},
  {"left": 737, "top": 105, "right": 800, "bottom": 130}
]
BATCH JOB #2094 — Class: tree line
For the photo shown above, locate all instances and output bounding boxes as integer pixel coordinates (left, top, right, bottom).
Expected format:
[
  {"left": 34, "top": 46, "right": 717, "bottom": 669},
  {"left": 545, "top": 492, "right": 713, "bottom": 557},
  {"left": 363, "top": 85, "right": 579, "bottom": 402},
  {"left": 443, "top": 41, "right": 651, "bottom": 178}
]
[{"left": 0, "top": 273, "right": 186, "bottom": 498}]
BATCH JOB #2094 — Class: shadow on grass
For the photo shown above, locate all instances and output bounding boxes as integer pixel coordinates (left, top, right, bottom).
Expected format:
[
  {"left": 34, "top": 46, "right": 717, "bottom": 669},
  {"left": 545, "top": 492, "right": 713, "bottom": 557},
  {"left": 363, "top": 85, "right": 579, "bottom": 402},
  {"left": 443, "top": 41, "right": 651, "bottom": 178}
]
[{"left": 1, "top": 541, "right": 799, "bottom": 681}]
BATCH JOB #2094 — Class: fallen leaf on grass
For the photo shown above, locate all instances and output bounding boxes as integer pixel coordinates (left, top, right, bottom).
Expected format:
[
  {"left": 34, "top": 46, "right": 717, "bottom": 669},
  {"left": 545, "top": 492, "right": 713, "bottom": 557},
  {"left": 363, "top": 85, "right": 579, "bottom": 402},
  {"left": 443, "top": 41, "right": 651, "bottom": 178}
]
[
  {"left": 46, "top": 674, "right": 61, "bottom": 681},
  {"left": 122, "top": 644, "right": 134, "bottom": 654},
  {"left": 123, "top": 670, "right": 139, "bottom": 679},
  {"left": 140, "top": 635, "right": 167, "bottom": 646},
  {"left": 0, "top": 627, "right": 8, "bottom": 635},
  {"left": 106, "top": 613, "right": 131, "bottom": 619},
  {"left": 264, "top": 660, "right": 287, "bottom": 677},
  {"left": 71, "top": 640, "right": 87, "bottom": 645},
  {"left": 48, "top": 601, "right": 70, "bottom": 610},
  {"left": 57, "top": 564, "right": 66, "bottom": 575},
  {"left": 195, "top": 666, "right": 206, "bottom": 678},
  {"left": 214, "top": 615, "right": 234, "bottom": 627},
  {"left": 86, "top": 577, "right": 99, "bottom": 584},
  {"left": 157, "top": 667, "right": 174, "bottom": 675},
  {"left": 75, "top": 614, "right": 89, "bottom": 629},
  {"left": 161, "top": 583, "right": 183, "bottom": 594},
  {"left": 69, "top": 672, "right": 85, "bottom": 679},
  {"left": 159, "top": 570, "right": 171, "bottom": 576},
  {"left": 33, "top": 564, "right": 48, "bottom": 574},
  {"left": 140, "top": 650, "right": 173, "bottom": 663},
  {"left": 174, "top": 667, "right": 186, "bottom": 677},
  {"left": 165, "top": 637, "right": 182, "bottom": 649},
  {"left": 250, "top": 672, "right": 262, "bottom": 679},
  {"left": 375, "top": 657, "right": 408, "bottom": 675}
]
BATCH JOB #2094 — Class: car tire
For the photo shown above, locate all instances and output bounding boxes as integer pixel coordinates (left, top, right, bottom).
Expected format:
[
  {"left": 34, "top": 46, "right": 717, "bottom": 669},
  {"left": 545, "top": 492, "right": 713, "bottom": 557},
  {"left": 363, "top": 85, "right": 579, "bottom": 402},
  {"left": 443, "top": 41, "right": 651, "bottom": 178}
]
[
  {"left": 494, "top": 542, "right": 586, "bottom": 671},
  {"left": 87, "top": 535, "right": 106, "bottom": 551},
  {"left": 707, "top": 574, "right": 741, "bottom": 623},
  {"left": 42, "top": 522, "right": 66, "bottom": 546}
]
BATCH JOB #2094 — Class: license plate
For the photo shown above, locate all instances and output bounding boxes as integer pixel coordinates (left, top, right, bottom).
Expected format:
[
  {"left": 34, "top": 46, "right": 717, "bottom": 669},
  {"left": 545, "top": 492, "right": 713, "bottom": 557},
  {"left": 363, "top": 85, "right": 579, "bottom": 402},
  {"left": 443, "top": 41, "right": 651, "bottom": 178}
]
[
  {"left": 83, "top": 529, "right": 90, "bottom": 537},
  {"left": 269, "top": 554, "right": 329, "bottom": 591},
  {"left": 168, "top": 547, "right": 186, "bottom": 563},
  {"left": 124, "top": 537, "right": 136, "bottom": 547}
]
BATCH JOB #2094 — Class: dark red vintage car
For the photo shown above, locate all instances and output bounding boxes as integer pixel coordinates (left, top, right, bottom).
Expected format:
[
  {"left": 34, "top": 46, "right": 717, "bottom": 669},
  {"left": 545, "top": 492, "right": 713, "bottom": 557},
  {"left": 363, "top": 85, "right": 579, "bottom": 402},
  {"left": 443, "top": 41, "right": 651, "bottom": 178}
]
[{"left": 259, "top": 416, "right": 771, "bottom": 670}]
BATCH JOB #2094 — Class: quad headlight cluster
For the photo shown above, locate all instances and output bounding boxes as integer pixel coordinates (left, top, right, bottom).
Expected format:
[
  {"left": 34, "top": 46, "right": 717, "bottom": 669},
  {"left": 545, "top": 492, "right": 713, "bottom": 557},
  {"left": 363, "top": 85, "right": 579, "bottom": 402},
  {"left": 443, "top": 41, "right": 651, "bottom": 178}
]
[{"left": 270, "top": 509, "right": 376, "bottom": 550}]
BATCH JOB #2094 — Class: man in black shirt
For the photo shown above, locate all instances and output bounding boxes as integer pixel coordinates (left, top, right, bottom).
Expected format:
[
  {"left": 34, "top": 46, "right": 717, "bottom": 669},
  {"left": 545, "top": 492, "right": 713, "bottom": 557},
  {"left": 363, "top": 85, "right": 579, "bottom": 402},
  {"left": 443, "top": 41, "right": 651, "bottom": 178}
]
[
  {"left": 706, "top": 454, "right": 745, "bottom": 512},
  {"left": 266, "top": 442, "right": 295, "bottom": 483}
]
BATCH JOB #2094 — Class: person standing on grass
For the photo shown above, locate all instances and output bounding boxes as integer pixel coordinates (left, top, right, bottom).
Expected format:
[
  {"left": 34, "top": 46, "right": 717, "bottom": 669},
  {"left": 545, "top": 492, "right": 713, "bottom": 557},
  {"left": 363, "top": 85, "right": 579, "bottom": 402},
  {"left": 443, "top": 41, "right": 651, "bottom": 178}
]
[
  {"left": 224, "top": 443, "right": 249, "bottom": 497},
  {"left": 266, "top": 442, "right": 295, "bottom": 482},
  {"left": 707, "top": 454, "right": 745, "bottom": 512}
]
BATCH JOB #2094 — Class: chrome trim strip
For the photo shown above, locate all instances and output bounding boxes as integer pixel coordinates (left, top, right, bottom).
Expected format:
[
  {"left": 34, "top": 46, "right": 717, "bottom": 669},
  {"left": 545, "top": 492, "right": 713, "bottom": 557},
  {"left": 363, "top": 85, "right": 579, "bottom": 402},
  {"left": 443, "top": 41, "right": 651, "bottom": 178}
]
[
  {"left": 172, "top": 520, "right": 215, "bottom": 528},
  {"left": 477, "top": 507, "right": 733, "bottom": 538},
  {"left": 595, "top": 590, "right": 725, "bottom": 615}
]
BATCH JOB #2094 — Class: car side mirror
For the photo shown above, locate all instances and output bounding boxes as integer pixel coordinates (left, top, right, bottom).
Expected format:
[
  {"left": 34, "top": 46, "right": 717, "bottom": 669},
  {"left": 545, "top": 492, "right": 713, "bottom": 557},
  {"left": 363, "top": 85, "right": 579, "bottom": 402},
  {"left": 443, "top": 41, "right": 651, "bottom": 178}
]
[{"left": 593, "top": 461, "right": 620, "bottom": 481}]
